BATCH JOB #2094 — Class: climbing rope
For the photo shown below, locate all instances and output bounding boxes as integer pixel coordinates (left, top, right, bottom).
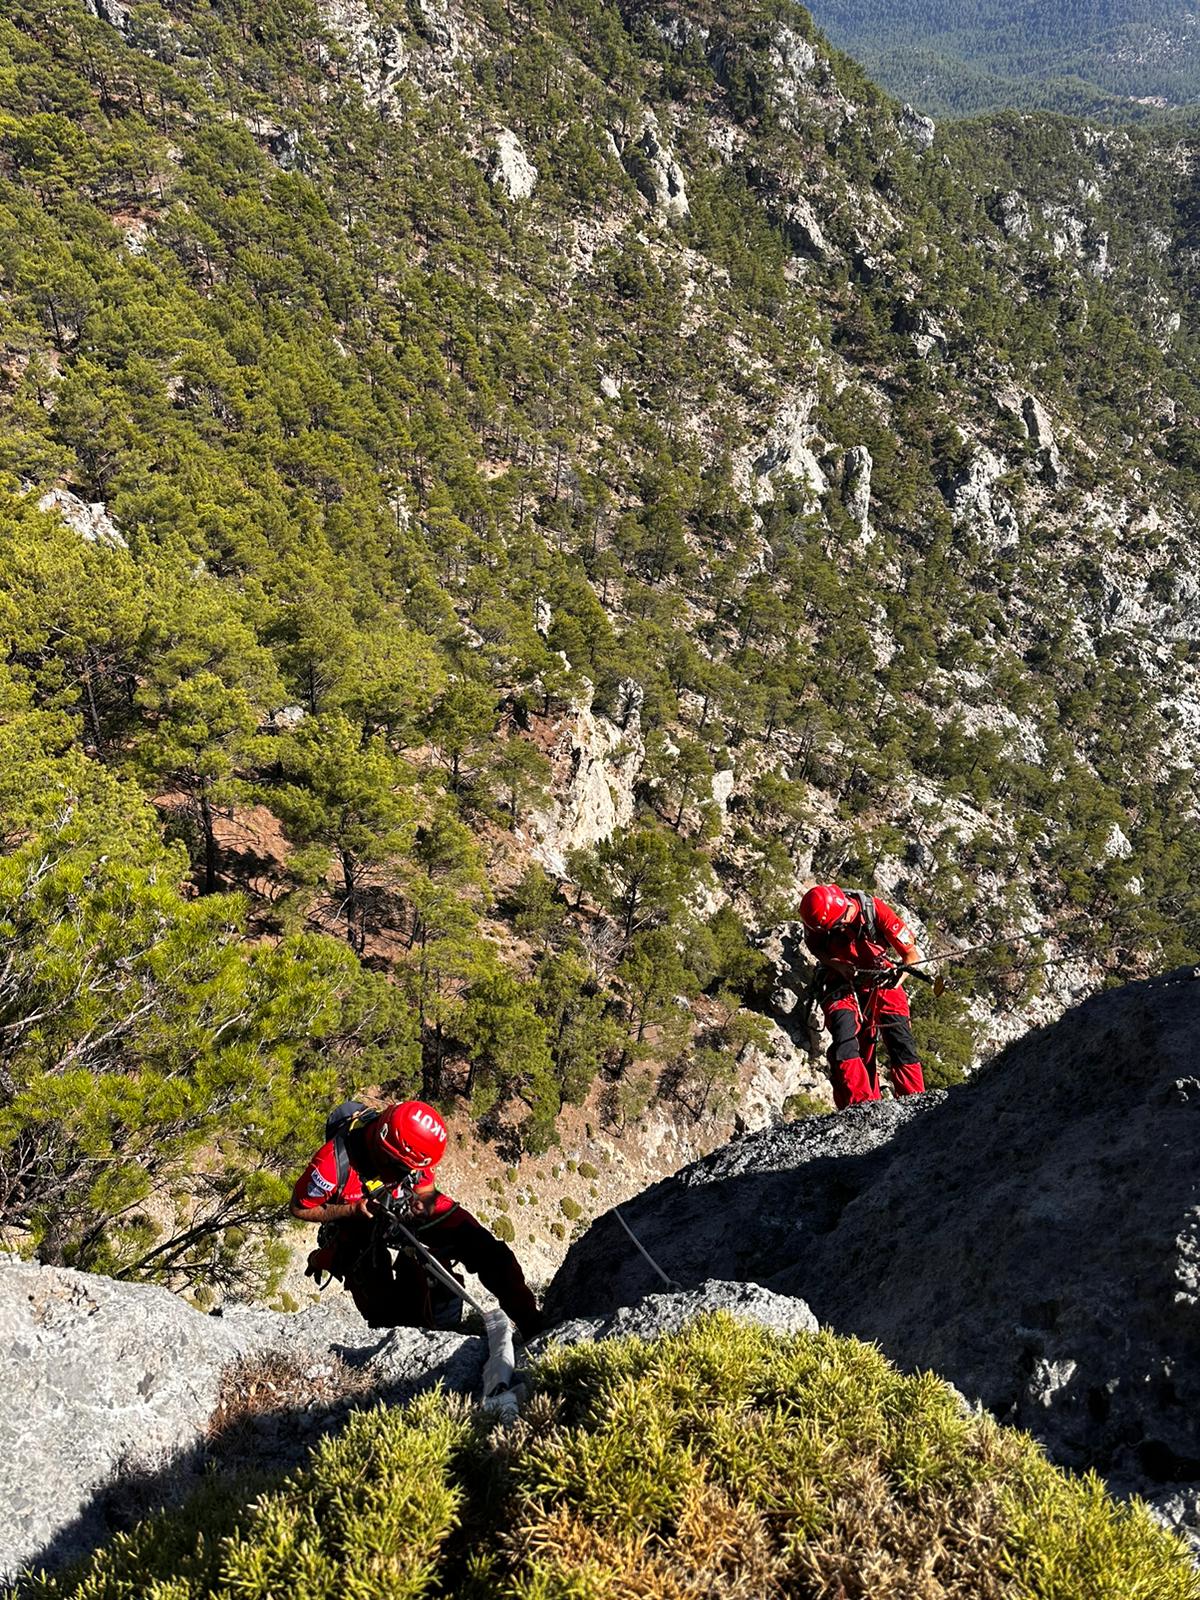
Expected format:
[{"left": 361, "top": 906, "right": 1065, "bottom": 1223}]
[{"left": 613, "top": 1204, "right": 682, "bottom": 1292}]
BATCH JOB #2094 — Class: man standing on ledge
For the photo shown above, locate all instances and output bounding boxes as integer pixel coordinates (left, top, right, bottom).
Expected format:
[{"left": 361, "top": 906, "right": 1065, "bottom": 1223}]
[
  {"left": 290, "top": 1099, "right": 543, "bottom": 1339},
  {"left": 799, "top": 883, "right": 927, "bottom": 1110}
]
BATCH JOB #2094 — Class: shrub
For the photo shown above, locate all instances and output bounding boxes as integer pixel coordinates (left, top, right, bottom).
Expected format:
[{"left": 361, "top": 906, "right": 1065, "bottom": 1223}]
[
  {"left": 577, "top": 1160, "right": 600, "bottom": 1180},
  {"left": 29, "top": 1318, "right": 1198, "bottom": 1600},
  {"left": 784, "top": 1091, "right": 833, "bottom": 1119},
  {"left": 492, "top": 1215, "right": 516, "bottom": 1243},
  {"left": 559, "top": 1196, "right": 583, "bottom": 1220}
]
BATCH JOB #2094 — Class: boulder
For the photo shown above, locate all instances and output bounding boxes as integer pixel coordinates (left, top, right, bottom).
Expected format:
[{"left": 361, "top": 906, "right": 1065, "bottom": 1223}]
[
  {"left": 0, "top": 1261, "right": 485, "bottom": 1584},
  {"left": 546, "top": 969, "right": 1200, "bottom": 1546},
  {"left": 538, "top": 1279, "right": 818, "bottom": 1352}
]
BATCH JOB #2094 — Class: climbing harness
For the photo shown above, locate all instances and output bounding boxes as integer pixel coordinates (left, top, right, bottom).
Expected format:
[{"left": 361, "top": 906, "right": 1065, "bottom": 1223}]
[{"left": 613, "top": 1204, "right": 682, "bottom": 1292}]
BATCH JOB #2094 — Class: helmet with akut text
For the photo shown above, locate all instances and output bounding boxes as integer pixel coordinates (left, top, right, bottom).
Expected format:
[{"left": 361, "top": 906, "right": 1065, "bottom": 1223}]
[{"left": 367, "top": 1100, "right": 448, "bottom": 1172}]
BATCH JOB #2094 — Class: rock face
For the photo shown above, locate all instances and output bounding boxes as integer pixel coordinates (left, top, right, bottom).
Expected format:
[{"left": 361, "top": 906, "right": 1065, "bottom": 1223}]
[
  {"left": 530, "top": 688, "right": 645, "bottom": 873},
  {"left": 546, "top": 970, "right": 1200, "bottom": 1540},
  {"left": 38, "top": 488, "right": 127, "bottom": 550},
  {"left": 1021, "top": 392, "right": 1063, "bottom": 484},
  {"left": 628, "top": 114, "right": 689, "bottom": 219},
  {"left": 0, "top": 1261, "right": 484, "bottom": 1585},
  {"left": 898, "top": 103, "right": 936, "bottom": 152},
  {"left": 842, "top": 443, "right": 872, "bottom": 538},
  {"left": 952, "top": 444, "right": 1019, "bottom": 545},
  {"left": 316, "top": 0, "right": 409, "bottom": 102},
  {"left": 783, "top": 197, "right": 832, "bottom": 261},
  {"left": 753, "top": 393, "right": 828, "bottom": 509},
  {"left": 490, "top": 128, "right": 537, "bottom": 200}
]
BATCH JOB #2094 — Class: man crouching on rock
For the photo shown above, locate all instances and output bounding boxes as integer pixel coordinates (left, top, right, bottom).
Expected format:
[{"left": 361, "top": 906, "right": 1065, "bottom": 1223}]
[{"left": 290, "top": 1100, "right": 544, "bottom": 1340}]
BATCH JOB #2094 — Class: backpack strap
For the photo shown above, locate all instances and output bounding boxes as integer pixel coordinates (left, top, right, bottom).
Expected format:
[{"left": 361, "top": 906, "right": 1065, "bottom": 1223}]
[
  {"left": 847, "top": 888, "right": 879, "bottom": 943},
  {"left": 330, "top": 1108, "right": 380, "bottom": 1202}
]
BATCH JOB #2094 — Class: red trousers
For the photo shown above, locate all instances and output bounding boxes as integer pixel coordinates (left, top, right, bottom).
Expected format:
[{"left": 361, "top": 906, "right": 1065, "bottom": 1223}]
[{"left": 822, "top": 981, "right": 925, "bottom": 1109}]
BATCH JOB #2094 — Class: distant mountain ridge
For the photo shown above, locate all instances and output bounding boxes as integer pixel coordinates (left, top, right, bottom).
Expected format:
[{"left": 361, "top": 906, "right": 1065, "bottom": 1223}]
[{"left": 811, "top": 0, "right": 1200, "bottom": 114}]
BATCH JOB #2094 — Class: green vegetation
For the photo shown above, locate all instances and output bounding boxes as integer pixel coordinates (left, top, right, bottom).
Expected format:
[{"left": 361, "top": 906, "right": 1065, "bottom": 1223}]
[
  {"left": 25, "top": 1315, "right": 1200, "bottom": 1598},
  {"left": 811, "top": 0, "right": 1200, "bottom": 117},
  {"left": 3, "top": 0, "right": 1200, "bottom": 1292}
]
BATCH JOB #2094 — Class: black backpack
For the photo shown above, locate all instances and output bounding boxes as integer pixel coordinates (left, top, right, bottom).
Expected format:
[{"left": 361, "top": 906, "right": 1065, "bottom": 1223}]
[{"left": 324, "top": 1101, "right": 381, "bottom": 1200}]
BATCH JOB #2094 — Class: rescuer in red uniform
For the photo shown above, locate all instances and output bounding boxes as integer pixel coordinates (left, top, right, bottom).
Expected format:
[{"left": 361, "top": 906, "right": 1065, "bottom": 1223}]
[
  {"left": 290, "top": 1100, "right": 543, "bottom": 1338},
  {"left": 800, "top": 883, "right": 927, "bottom": 1110}
]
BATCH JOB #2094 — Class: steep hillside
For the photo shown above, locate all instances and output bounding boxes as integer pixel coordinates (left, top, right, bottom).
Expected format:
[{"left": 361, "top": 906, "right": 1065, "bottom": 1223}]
[
  {"left": 546, "top": 966, "right": 1200, "bottom": 1542},
  {"left": 3, "top": 0, "right": 1200, "bottom": 1293}
]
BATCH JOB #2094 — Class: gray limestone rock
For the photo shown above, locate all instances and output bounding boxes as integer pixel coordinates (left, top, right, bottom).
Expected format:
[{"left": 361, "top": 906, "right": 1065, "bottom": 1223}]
[
  {"left": 37, "top": 488, "right": 127, "bottom": 551},
  {"left": 490, "top": 129, "right": 537, "bottom": 201},
  {"left": 0, "top": 1263, "right": 483, "bottom": 1585},
  {"left": 623, "top": 114, "right": 689, "bottom": 219},
  {"left": 1021, "top": 393, "right": 1063, "bottom": 485},
  {"left": 537, "top": 1279, "right": 818, "bottom": 1351},
  {"left": 899, "top": 103, "right": 935, "bottom": 152},
  {"left": 842, "top": 444, "right": 873, "bottom": 538},
  {"left": 81, "top": 0, "right": 130, "bottom": 29},
  {"left": 783, "top": 198, "right": 832, "bottom": 261},
  {"left": 547, "top": 969, "right": 1200, "bottom": 1527}
]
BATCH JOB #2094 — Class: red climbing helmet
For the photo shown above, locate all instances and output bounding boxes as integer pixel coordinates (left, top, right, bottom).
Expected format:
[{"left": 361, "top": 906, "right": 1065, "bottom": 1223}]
[
  {"left": 800, "top": 883, "right": 853, "bottom": 932},
  {"left": 368, "top": 1100, "right": 448, "bottom": 1172}
]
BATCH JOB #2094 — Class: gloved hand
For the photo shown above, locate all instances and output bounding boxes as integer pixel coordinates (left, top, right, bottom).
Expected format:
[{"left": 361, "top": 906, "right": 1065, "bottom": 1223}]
[{"left": 305, "top": 1246, "right": 338, "bottom": 1284}]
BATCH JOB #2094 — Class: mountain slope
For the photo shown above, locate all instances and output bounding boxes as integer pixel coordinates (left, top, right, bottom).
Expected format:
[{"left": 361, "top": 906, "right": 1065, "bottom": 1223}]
[
  {"left": 2, "top": 0, "right": 1200, "bottom": 1289},
  {"left": 810, "top": 0, "right": 1200, "bottom": 115}
]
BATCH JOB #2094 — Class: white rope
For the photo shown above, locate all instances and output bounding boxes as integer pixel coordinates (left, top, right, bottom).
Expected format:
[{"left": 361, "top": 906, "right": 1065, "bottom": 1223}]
[{"left": 613, "top": 1205, "right": 683, "bottom": 1293}]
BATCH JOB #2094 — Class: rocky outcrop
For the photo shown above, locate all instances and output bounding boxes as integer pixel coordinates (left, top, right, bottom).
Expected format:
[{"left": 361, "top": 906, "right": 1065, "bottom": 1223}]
[
  {"left": 530, "top": 685, "right": 645, "bottom": 873},
  {"left": 546, "top": 970, "right": 1200, "bottom": 1546},
  {"left": 626, "top": 114, "right": 689, "bottom": 219},
  {"left": 753, "top": 393, "right": 828, "bottom": 509},
  {"left": 538, "top": 1278, "right": 817, "bottom": 1352},
  {"left": 898, "top": 103, "right": 935, "bottom": 152},
  {"left": 38, "top": 488, "right": 127, "bottom": 550},
  {"left": 490, "top": 128, "right": 537, "bottom": 200},
  {"left": 1021, "top": 392, "right": 1063, "bottom": 485},
  {"left": 81, "top": 0, "right": 130, "bottom": 30},
  {"left": 842, "top": 443, "right": 872, "bottom": 538},
  {"left": 951, "top": 444, "right": 1019, "bottom": 545},
  {"left": 317, "top": 0, "right": 410, "bottom": 102},
  {"left": 0, "top": 1261, "right": 485, "bottom": 1584},
  {"left": 782, "top": 197, "right": 832, "bottom": 261}
]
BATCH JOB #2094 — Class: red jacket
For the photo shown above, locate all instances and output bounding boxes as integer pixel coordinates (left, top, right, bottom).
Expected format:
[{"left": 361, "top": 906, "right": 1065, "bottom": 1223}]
[
  {"left": 804, "top": 894, "right": 917, "bottom": 981},
  {"left": 291, "top": 1139, "right": 433, "bottom": 1211}
]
